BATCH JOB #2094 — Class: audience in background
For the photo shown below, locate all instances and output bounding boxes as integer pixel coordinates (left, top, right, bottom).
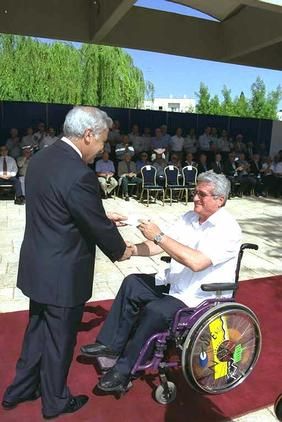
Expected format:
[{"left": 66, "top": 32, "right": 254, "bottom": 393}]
[
  {"left": 17, "top": 146, "right": 33, "bottom": 197},
  {"left": 0, "top": 145, "right": 24, "bottom": 204},
  {"left": 117, "top": 153, "right": 141, "bottom": 201},
  {"left": 6, "top": 128, "right": 22, "bottom": 159},
  {"left": 0, "top": 121, "right": 281, "bottom": 203},
  {"left": 95, "top": 151, "right": 118, "bottom": 199}
]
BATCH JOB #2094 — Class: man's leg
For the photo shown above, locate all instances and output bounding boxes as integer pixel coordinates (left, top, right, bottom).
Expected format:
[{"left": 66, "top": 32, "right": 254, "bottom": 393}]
[
  {"left": 40, "top": 303, "right": 84, "bottom": 417},
  {"left": 97, "top": 177, "right": 107, "bottom": 195},
  {"left": 3, "top": 300, "right": 43, "bottom": 403},
  {"left": 9, "top": 176, "right": 23, "bottom": 198},
  {"left": 114, "top": 294, "right": 185, "bottom": 376},
  {"left": 95, "top": 274, "right": 168, "bottom": 354},
  {"left": 108, "top": 177, "right": 118, "bottom": 194}
]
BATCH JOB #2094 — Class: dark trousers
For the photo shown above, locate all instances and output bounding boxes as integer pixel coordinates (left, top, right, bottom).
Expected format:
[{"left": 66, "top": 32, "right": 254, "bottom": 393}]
[
  {"left": 3, "top": 300, "right": 84, "bottom": 417},
  {"left": 97, "top": 273, "right": 185, "bottom": 376},
  {"left": 0, "top": 176, "right": 22, "bottom": 197}
]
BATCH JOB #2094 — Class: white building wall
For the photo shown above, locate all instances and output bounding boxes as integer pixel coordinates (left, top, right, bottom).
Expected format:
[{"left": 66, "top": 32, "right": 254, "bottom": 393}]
[{"left": 144, "top": 97, "right": 196, "bottom": 113}]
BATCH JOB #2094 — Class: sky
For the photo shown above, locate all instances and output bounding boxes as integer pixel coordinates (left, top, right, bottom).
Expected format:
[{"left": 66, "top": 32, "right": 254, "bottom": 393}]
[{"left": 127, "top": 0, "right": 282, "bottom": 108}]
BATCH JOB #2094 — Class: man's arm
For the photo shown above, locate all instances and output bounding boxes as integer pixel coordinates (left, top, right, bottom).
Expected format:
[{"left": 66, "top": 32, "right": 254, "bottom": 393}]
[{"left": 138, "top": 221, "right": 211, "bottom": 272}]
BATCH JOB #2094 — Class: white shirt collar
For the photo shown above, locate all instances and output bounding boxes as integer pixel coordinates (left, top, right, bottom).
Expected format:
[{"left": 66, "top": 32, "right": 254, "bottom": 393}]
[{"left": 61, "top": 136, "right": 82, "bottom": 158}]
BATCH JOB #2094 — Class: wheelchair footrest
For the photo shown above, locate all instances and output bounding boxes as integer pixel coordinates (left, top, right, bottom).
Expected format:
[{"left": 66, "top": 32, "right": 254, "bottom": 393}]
[{"left": 96, "top": 356, "right": 118, "bottom": 372}]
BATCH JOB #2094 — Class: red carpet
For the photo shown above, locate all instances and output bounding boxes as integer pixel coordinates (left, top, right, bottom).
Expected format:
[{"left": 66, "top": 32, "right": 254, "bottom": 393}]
[{"left": 0, "top": 275, "right": 281, "bottom": 422}]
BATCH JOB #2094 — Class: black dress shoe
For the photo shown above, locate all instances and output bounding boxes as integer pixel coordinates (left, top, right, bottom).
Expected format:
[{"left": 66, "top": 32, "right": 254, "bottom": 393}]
[
  {"left": 43, "top": 395, "right": 88, "bottom": 419},
  {"left": 80, "top": 342, "right": 119, "bottom": 358},
  {"left": 97, "top": 367, "right": 131, "bottom": 393},
  {"left": 2, "top": 389, "right": 41, "bottom": 409}
]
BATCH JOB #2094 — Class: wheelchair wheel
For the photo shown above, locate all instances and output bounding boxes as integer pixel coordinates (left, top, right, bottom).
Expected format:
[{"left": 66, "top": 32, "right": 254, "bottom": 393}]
[
  {"left": 181, "top": 303, "right": 261, "bottom": 394},
  {"left": 155, "top": 382, "right": 177, "bottom": 404}
]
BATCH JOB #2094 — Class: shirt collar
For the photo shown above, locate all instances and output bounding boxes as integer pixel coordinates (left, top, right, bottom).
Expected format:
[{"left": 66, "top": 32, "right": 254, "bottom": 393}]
[
  {"left": 61, "top": 136, "right": 82, "bottom": 158},
  {"left": 192, "top": 207, "right": 224, "bottom": 228}
]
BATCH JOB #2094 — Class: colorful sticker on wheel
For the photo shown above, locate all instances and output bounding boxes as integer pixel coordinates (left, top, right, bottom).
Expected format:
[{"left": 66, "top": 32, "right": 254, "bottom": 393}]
[
  {"left": 209, "top": 316, "right": 229, "bottom": 380},
  {"left": 233, "top": 344, "right": 243, "bottom": 363}
]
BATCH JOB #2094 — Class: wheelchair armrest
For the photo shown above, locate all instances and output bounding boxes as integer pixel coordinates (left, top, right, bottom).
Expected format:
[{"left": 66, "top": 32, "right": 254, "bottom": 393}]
[
  {"left": 201, "top": 283, "right": 237, "bottom": 292},
  {"left": 241, "top": 243, "right": 258, "bottom": 251},
  {"left": 161, "top": 256, "right": 171, "bottom": 263}
]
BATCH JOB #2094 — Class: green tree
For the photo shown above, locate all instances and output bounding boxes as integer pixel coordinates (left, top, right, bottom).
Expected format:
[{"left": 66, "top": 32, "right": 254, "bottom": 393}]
[
  {"left": 209, "top": 95, "right": 221, "bottom": 115},
  {"left": 250, "top": 77, "right": 281, "bottom": 120},
  {"left": 233, "top": 92, "right": 250, "bottom": 117},
  {"left": 221, "top": 85, "right": 234, "bottom": 116},
  {"left": 0, "top": 34, "right": 148, "bottom": 108},
  {"left": 195, "top": 82, "right": 211, "bottom": 114},
  {"left": 145, "top": 81, "right": 155, "bottom": 102}
]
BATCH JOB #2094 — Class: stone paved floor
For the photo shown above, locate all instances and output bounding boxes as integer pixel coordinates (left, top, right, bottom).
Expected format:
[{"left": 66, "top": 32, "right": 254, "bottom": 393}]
[{"left": 0, "top": 195, "right": 281, "bottom": 421}]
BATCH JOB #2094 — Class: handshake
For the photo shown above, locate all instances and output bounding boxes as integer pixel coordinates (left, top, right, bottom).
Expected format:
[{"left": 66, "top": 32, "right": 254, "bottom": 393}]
[{"left": 118, "top": 241, "right": 136, "bottom": 261}]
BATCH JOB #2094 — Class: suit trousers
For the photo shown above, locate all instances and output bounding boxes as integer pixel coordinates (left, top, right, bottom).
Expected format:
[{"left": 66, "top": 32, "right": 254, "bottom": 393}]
[
  {"left": 3, "top": 300, "right": 84, "bottom": 417},
  {"left": 97, "top": 273, "right": 186, "bottom": 376}
]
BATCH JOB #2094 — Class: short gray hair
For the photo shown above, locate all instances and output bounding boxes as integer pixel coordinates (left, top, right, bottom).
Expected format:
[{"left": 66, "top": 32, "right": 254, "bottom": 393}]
[
  {"left": 197, "top": 170, "right": 230, "bottom": 205},
  {"left": 63, "top": 106, "right": 112, "bottom": 140}
]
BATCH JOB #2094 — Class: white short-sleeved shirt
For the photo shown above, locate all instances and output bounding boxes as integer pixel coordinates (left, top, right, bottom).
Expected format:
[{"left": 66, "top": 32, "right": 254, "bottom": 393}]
[{"left": 155, "top": 208, "right": 242, "bottom": 307}]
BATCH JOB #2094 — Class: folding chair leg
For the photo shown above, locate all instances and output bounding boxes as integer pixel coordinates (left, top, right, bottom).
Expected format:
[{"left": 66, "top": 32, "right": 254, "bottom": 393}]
[
  {"left": 170, "top": 190, "right": 172, "bottom": 206},
  {"left": 147, "top": 190, "right": 149, "bottom": 207}
]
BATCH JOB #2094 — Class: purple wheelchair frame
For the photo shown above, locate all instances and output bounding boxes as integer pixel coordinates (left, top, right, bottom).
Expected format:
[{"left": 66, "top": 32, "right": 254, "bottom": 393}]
[{"left": 131, "top": 297, "right": 232, "bottom": 376}]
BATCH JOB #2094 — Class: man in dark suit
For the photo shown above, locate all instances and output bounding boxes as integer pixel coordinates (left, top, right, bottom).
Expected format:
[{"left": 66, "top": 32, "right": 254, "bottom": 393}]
[
  {"left": 2, "top": 106, "right": 132, "bottom": 419},
  {"left": 211, "top": 153, "right": 223, "bottom": 174}
]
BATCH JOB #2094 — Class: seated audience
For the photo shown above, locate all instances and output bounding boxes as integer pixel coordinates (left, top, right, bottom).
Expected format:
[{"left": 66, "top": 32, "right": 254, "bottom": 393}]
[
  {"left": 183, "top": 128, "right": 198, "bottom": 155},
  {"left": 197, "top": 153, "right": 209, "bottom": 174},
  {"left": 151, "top": 128, "right": 169, "bottom": 152},
  {"left": 141, "top": 127, "right": 152, "bottom": 153},
  {"left": 233, "top": 134, "right": 246, "bottom": 154},
  {"left": 211, "top": 153, "right": 224, "bottom": 174},
  {"left": 33, "top": 122, "right": 47, "bottom": 150},
  {"left": 128, "top": 124, "right": 144, "bottom": 156},
  {"left": 235, "top": 152, "right": 256, "bottom": 195},
  {"left": 118, "top": 153, "right": 141, "bottom": 201},
  {"left": 115, "top": 135, "right": 135, "bottom": 161},
  {"left": 198, "top": 127, "right": 211, "bottom": 154},
  {"left": 0, "top": 146, "right": 24, "bottom": 204},
  {"left": 20, "top": 127, "right": 37, "bottom": 150},
  {"left": 95, "top": 151, "right": 118, "bottom": 198},
  {"left": 217, "top": 129, "right": 232, "bottom": 159},
  {"left": 169, "top": 128, "right": 184, "bottom": 159},
  {"left": 168, "top": 153, "right": 182, "bottom": 171},
  {"left": 81, "top": 172, "right": 241, "bottom": 394},
  {"left": 108, "top": 120, "right": 121, "bottom": 148},
  {"left": 152, "top": 148, "right": 168, "bottom": 185},
  {"left": 39, "top": 127, "right": 58, "bottom": 149},
  {"left": 183, "top": 152, "right": 196, "bottom": 167},
  {"left": 135, "top": 152, "right": 151, "bottom": 175},
  {"left": 17, "top": 146, "right": 33, "bottom": 197},
  {"left": 6, "top": 128, "right": 22, "bottom": 159}
]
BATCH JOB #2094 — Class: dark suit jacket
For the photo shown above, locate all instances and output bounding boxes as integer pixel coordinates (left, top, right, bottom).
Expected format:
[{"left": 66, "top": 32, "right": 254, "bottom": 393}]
[
  {"left": 223, "top": 160, "right": 236, "bottom": 177},
  {"left": 211, "top": 162, "right": 223, "bottom": 174},
  {"left": 17, "top": 140, "right": 126, "bottom": 307},
  {"left": 249, "top": 160, "right": 262, "bottom": 176},
  {"left": 197, "top": 163, "right": 209, "bottom": 174}
]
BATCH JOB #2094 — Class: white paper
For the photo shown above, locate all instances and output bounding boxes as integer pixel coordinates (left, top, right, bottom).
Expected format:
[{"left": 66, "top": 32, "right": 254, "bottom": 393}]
[
  {"left": 124, "top": 215, "right": 142, "bottom": 227},
  {"left": 187, "top": 165, "right": 192, "bottom": 170}
]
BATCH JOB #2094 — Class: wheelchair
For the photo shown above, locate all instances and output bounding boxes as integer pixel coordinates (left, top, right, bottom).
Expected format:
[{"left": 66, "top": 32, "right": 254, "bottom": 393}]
[{"left": 97, "top": 243, "right": 262, "bottom": 404}]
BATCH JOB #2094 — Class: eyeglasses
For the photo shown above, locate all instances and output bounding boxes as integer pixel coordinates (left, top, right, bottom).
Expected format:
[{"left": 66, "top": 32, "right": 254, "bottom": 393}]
[{"left": 192, "top": 190, "right": 218, "bottom": 199}]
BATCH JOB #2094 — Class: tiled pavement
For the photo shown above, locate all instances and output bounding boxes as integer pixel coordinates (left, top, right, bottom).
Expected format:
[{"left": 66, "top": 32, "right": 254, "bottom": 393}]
[{"left": 0, "top": 195, "right": 281, "bottom": 421}]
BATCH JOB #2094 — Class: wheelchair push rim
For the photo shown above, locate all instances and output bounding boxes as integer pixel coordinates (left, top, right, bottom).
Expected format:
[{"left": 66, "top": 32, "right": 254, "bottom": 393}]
[{"left": 181, "top": 303, "right": 261, "bottom": 394}]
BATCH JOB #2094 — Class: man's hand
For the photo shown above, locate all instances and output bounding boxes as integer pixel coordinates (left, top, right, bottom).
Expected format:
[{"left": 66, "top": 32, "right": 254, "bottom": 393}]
[
  {"left": 118, "top": 241, "right": 135, "bottom": 261},
  {"left": 107, "top": 212, "right": 128, "bottom": 227},
  {"left": 0, "top": 175, "right": 9, "bottom": 180},
  {"left": 138, "top": 220, "right": 161, "bottom": 242}
]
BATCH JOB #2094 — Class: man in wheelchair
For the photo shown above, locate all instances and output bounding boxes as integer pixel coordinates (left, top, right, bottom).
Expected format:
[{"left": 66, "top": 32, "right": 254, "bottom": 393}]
[{"left": 81, "top": 171, "right": 242, "bottom": 393}]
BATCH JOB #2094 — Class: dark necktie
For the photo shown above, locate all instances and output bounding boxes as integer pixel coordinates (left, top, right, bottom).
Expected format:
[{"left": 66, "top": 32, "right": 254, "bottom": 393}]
[
  {"left": 3, "top": 157, "right": 7, "bottom": 175},
  {"left": 126, "top": 162, "right": 131, "bottom": 173}
]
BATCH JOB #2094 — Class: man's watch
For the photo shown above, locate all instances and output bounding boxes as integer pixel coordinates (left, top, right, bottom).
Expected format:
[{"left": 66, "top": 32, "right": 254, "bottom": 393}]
[{"left": 153, "top": 232, "right": 165, "bottom": 245}]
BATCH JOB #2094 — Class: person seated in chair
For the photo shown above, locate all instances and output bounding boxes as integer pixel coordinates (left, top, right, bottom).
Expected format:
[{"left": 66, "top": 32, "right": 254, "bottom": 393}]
[
  {"left": 95, "top": 151, "right": 118, "bottom": 198},
  {"left": 81, "top": 171, "right": 242, "bottom": 394},
  {"left": 0, "top": 146, "right": 24, "bottom": 204},
  {"left": 118, "top": 153, "right": 141, "bottom": 201}
]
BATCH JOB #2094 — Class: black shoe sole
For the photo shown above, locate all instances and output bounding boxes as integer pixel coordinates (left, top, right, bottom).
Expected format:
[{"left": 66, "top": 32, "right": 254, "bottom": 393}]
[
  {"left": 80, "top": 350, "right": 119, "bottom": 358},
  {"left": 2, "top": 391, "right": 41, "bottom": 409}
]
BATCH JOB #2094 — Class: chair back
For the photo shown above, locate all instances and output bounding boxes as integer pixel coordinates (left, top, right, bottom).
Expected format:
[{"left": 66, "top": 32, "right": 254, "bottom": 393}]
[
  {"left": 182, "top": 166, "right": 197, "bottom": 186},
  {"left": 164, "top": 165, "right": 180, "bottom": 187},
  {"left": 141, "top": 165, "right": 157, "bottom": 187}
]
